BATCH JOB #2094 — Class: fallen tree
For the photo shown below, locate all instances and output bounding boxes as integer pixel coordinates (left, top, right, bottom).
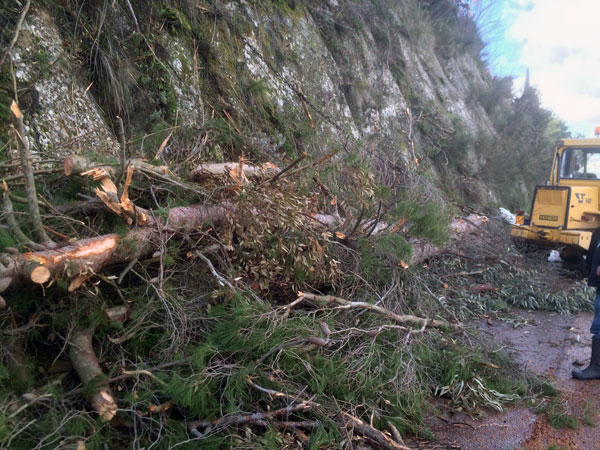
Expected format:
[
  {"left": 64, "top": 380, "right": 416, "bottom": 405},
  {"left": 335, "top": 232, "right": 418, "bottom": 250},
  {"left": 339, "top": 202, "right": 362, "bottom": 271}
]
[
  {"left": 310, "top": 212, "right": 488, "bottom": 265},
  {"left": 0, "top": 202, "right": 232, "bottom": 295},
  {"left": 0, "top": 154, "right": 487, "bottom": 296}
]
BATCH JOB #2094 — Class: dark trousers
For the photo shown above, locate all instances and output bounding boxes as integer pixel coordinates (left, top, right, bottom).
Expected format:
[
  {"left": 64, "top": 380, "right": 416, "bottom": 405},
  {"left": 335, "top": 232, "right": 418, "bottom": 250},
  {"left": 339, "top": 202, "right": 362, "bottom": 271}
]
[{"left": 592, "top": 287, "right": 600, "bottom": 335}]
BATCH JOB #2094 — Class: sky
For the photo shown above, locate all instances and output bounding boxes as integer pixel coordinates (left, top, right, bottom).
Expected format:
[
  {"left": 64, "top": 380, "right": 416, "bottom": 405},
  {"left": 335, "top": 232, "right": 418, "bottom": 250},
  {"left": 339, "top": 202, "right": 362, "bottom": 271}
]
[{"left": 473, "top": 0, "right": 600, "bottom": 137}]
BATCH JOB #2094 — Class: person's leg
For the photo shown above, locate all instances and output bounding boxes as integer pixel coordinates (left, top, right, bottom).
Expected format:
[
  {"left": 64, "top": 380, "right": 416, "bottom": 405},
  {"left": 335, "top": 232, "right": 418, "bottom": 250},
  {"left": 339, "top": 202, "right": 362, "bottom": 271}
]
[
  {"left": 573, "top": 288, "right": 600, "bottom": 380},
  {"left": 591, "top": 288, "right": 600, "bottom": 335}
]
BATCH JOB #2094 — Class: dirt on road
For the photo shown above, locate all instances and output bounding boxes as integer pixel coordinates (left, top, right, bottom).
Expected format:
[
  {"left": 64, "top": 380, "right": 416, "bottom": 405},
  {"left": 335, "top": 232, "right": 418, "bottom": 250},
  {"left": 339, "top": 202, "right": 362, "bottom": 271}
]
[{"left": 425, "top": 309, "right": 600, "bottom": 450}]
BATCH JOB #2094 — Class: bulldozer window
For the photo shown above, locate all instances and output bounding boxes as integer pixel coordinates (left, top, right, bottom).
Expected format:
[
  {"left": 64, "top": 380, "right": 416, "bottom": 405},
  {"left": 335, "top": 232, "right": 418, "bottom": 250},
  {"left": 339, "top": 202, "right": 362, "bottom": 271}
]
[{"left": 560, "top": 148, "right": 600, "bottom": 179}]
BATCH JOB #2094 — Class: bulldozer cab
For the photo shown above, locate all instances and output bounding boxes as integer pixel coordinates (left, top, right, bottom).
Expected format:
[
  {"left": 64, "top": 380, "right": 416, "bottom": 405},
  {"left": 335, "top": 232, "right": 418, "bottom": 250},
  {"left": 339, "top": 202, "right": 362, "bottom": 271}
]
[
  {"left": 556, "top": 146, "right": 600, "bottom": 182},
  {"left": 512, "top": 139, "right": 600, "bottom": 255}
]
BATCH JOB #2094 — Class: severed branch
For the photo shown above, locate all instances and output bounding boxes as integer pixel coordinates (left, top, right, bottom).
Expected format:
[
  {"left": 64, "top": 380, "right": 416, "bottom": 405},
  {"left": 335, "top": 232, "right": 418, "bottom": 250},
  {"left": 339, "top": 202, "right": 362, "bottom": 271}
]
[
  {"left": 193, "top": 250, "right": 236, "bottom": 293},
  {"left": 187, "top": 377, "right": 322, "bottom": 437},
  {"left": 67, "top": 359, "right": 189, "bottom": 398},
  {"left": 86, "top": 165, "right": 149, "bottom": 226},
  {"left": 10, "top": 101, "right": 54, "bottom": 247},
  {"left": 246, "top": 378, "right": 409, "bottom": 450},
  {"left": 1, "top": 181, "right": 44, "bottom": 250},
  {"left": 187, "top": 399, "right": 316, "bottom": 435},
  {"left": 340, "top": 412, "right": 411, "bottom": 450},
  {"left": 69, "top": 330, "right": 117, "bottom": 422},
  {"left": 296, "top": 84, "right": 315, "bottom": 128},
  {"left": 292, "top": 292, "right": 458, "bottom": 330},
  {"left": 65, "top": 155, "right": 206, "bottom": 197},
  {"left": 387, "top": 421, "right": 406, "bottom": 446},
  {"left": 268, "top": 152, "right": 307, "bottom": 185}
]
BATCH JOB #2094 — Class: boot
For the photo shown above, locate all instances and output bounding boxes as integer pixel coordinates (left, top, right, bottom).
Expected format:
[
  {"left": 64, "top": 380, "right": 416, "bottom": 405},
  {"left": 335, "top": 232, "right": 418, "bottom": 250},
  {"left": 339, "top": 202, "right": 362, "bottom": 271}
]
[{"left": 573, "top": 335, "right": 600, "bottom": 380}]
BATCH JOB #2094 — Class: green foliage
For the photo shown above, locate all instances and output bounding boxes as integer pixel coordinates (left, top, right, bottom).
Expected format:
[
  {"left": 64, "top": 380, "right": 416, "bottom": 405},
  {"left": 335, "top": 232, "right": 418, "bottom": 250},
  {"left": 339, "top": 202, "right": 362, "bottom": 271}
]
[
  {"left": 480, "top": 261, "right": 593, "bottom": 314},
  {"left": 472, "top": 76, "right": 513, "bottom": 116},
  {"left": 358, "top": 234, "right": 412, "bottom": 285},
  {"left": 582, "top": 401, "right": 598, "bottom": 427},
  {"left": 204, "top": 117, "right": 244, "bottom": 153},
  {"left": 536, "top": 396, "right": 579, "bottom": 430},
  {"left": 164, "top": 372, "right": 220, "bottom": 418},
  {"left": 136, "top": 58, "right": 178, "bottom": 122},
  {"left": 478, "top": 81, "right": 570, "bottom": 209},
  {"left": 0, "top": 228, "right": 17, "bottom": 252},
  {"left": 416, "top": 339, "right": 521, "bottom": 414},
  {"left": 550, "top": 414, "right": 579, "bottom": 431},
  {"left": 392, "top": 197, "right": 450, "bottom": 244},
  {"left": 0, "top": 66, "right": 13, "bottom": 146},
  {"left": 426, "top": 0, "right": 484, "bottom": 59},
  {"left": 160, "top": 6, "right": 192, "bottom": 33},
  {"left": 385, "top": 391, "right": 434, "bottom": 438}
]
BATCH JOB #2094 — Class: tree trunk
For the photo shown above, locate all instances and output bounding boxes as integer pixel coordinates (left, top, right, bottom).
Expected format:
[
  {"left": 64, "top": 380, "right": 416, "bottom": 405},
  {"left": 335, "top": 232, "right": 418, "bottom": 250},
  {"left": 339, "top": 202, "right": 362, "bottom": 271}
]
[
  {"left": 309, "top": 212, "right": 488, "bottom": 265},
  {"left": 0, "top": 203, "right": 232, "bottom": 293},
  {"left": 190, "top": 162, "right": 279, "bottom": 180}
]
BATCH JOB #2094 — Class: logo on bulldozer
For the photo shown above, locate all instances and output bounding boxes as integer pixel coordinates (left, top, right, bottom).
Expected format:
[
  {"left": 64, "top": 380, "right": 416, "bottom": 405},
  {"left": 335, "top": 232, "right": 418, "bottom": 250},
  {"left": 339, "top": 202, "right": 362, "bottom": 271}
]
[
  {"left": 575, "top": 193, "right": 592, "bottom": 204},
  {"left": 539, "top": 215, "right": 558, "bottom": 221}
]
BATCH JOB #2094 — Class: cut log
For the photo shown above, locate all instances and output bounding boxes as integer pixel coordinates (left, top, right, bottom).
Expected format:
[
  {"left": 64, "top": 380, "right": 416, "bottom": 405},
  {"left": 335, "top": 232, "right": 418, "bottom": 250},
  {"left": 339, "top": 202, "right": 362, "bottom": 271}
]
[
  {"left": 0, "top": 203, "right": 232, "bottom": 294},
  {"left": 69, "top": 330, "right": 117, "bottom": 422},
  {"left": 30, "top": 266, "right": 50, "bottom": 284},
  {"left": 307, "top": 212, "right": 488, "bottom": 265},
  {"left": 190, "top": 161, "right": 279, "bottom": 181},
  {"left": 64, "top": 155, "right": 169, "bottom": 178},
  {"left": 105, "top": 305, "right": 130, "bottom": 323}
]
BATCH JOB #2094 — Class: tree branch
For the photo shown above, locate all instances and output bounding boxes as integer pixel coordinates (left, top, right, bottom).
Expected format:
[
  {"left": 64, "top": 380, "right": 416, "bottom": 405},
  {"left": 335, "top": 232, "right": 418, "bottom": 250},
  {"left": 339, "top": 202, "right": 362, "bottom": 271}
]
[
  {"left": 293, "top": 292, "right": 458, "bottom": 330},
  {"left": 0, "top": 0, "right": 32, "bottom": 70},
  {"left": 10, "top": 100, "right": 53, "bottom": 247}
]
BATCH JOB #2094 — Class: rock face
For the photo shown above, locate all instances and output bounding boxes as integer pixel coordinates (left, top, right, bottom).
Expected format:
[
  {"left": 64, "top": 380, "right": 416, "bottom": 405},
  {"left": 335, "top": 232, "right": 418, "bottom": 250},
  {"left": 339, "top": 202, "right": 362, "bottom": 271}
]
[
  {"left": 10, "top": 7, "right": 120, "bottom": 157},
  {"left": 1, "top": 0, "right": 524, "bottom": 203}
]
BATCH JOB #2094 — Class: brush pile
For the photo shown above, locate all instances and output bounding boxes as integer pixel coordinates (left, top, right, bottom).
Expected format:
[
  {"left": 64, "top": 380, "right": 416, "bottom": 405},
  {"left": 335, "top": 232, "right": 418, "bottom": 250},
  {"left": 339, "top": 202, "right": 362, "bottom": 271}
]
[{"left": 0, "top": 98, "right": 590, "bottom": 450}]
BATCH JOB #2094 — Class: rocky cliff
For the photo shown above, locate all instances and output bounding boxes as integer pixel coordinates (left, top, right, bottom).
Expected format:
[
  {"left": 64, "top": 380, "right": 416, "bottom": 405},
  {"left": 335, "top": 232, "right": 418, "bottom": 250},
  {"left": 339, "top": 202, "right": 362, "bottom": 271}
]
[{"left": 1, "top": 0, "right": 546, "bottom": 210}]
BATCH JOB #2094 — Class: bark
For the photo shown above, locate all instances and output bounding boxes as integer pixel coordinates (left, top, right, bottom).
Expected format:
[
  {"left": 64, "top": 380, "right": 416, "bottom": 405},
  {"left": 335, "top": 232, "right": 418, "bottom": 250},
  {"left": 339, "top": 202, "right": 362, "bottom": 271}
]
[
  {"left": 0, "top": 203, "right": 232, "bottom": 293},
  {"left": 308, "top": 212, "right": 488, "bottom": 265},
  {"left": 63, "top": 155, "right": 169, "bottom": 178},
  {"left": 11, "top": 101, "right": 53, "bottom": 246},
  {"left": 69, "top": 330, "right": 117, "bottom": 422},
  {"left": 295, "top": 293, "right": 457, "bottom": 330},
  {"left": 340, "top": 412, "right": 411, "bottom": 450},
  {"left": 187, "top": 400, "right": 314, "bottom": 432},
  {"left": 190, "top": 161, "right": 279, "bottom": 180},
  {"left": 104, "top": 305, "right": 130, "bottom": 323},
  {"left": 1, "top": 183, "right": 44, "bottom": 250}
]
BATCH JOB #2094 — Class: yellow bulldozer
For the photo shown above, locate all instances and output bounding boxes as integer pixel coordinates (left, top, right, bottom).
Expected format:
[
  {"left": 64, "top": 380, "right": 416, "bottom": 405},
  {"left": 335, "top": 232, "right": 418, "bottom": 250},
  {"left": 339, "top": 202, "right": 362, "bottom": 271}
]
[{"left": 511, "top": 139, "right": 600, "bottom": 263}]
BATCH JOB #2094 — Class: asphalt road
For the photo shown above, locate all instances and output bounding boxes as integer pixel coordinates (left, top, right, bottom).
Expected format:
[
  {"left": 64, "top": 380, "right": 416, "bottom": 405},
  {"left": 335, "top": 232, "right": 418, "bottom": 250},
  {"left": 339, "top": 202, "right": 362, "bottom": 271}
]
[{"left": 425, "top": 309, "right": 600, "bottom": 450}]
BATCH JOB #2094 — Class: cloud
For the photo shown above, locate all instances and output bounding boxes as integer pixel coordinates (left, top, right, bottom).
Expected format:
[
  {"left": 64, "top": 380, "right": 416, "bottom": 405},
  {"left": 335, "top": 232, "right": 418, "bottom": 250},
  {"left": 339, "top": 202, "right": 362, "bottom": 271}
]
[{"left": 505, "top": 0, "right": 600, "bottom": 136}]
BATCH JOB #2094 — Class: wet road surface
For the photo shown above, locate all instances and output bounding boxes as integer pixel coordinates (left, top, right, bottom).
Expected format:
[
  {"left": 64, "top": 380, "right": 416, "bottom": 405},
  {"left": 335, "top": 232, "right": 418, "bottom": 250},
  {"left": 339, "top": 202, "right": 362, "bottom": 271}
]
[{"left": 425, "top": 310, "right": 600, "bottom": 450}]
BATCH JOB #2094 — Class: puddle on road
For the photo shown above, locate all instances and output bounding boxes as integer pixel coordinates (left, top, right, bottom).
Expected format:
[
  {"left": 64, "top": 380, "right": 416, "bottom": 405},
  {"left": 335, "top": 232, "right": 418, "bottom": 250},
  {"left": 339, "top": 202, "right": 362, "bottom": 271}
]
[{"left": 424, "top": 310, "right": 598, "bottom": 450}]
